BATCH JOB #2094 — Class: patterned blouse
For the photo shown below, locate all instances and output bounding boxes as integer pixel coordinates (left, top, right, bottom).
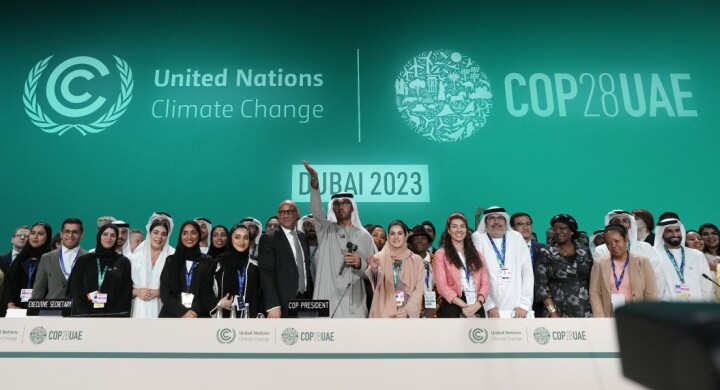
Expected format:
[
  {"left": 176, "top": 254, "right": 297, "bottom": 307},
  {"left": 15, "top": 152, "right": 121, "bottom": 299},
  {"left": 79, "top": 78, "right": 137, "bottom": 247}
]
[{"left": 534, "top": 243, "right": 593, "bottom": 318}]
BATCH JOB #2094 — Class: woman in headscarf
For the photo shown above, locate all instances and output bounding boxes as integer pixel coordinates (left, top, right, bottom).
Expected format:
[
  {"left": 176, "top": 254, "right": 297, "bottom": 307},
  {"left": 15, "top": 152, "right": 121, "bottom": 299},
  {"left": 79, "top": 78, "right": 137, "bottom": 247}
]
[
  {"left": 207, "top": 225, "right": 229, "bottom": 259},
  {"left": 67, "top": 223, "right": 133, "bottom": 317},
  {"left": 535, "top": 214, "right": 593, "bottom": 318},
  {"left": 2, "top": 222, "right": 52, "bottom": 313},
  {"left": 590, "top": 225, "right": 658, "bottom": 317},
  {"left": 366, "top": 221, "right": 425, "bottom": 318},
  {"left": 209, "top": 224, "right": 262, "bottom": 318},
  {"left": 432, "top": 212, "right": 489, "bottom": 318},
  {"left": 159, "top": 221, "right": 215, "bottom": 318},
  {"left": 130, "top": 218, "right": 172, "bottom": 318}
]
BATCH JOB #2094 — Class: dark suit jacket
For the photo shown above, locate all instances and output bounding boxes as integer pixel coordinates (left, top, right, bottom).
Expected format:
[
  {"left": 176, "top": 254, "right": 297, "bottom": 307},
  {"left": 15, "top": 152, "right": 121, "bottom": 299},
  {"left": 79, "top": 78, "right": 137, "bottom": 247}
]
[
  {"left": 258, "top": 227, "right": 313, "bottom": 317},
  {"left": 530, "top": 241, "right": 547, "bottom": 315},
  {"left": 32, "top": 248, "right": 89, "bottom": 299},
  {"left": 0, "top": 251, "right": 12, "bottom": 274}
]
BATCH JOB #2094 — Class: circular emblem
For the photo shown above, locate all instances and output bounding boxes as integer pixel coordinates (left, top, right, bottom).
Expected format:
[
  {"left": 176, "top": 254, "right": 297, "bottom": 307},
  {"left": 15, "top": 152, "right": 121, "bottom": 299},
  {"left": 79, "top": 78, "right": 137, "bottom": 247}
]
[
  {"left": 468, "top": 328, "right": 488, "bottom": 344},
  {"left": 395, "top": 49, "right": 492, "bottom": 142},
  {"left": 281, "top": 327, "right": 299, "bottom": 346},
  {"left": 216, "top": 328, "right": 236, "bottom": 344},
  {"left": 533, "top": 327, "right": 551, "bottom": 345},
  {"left": 23, "top": 55, "right": 134, "bottom": 136},
  {"left": 29, "top": 326, "right": 47, "bottom": 345}
]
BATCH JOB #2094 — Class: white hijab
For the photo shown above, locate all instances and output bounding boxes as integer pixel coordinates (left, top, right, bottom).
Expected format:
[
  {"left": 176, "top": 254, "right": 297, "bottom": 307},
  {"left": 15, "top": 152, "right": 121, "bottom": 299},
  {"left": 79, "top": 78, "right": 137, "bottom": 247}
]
[
  {"left": 326, "top": 193, "right": 364, "bottom": 230},
  {"left": 130, "top": 212, "right": 175, "bottom": 318}
]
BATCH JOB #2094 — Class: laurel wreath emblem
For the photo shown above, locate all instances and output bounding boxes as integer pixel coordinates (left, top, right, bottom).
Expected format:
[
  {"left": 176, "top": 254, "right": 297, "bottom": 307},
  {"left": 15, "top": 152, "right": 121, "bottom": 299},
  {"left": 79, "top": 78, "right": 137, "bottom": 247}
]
[{"left": 23, "top": 55, "right": 133, "bottom": 136}]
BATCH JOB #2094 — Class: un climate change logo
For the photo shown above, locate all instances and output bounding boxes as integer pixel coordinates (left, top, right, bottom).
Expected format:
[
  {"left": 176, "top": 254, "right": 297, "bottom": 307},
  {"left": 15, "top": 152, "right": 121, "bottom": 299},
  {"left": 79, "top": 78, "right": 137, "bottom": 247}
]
[
  {"left": 533, "top": 327, "right": 551, "bottom": 345},
  {"left": 216, "top": 328, "right": 236, "bottom": 344},
  {"left": 23, "top": 55, "right": 133, "bottom": 136},
  {"left": 468, "top": 328, "right": 488, "bottom": 344},
  {"left": 395, "top": 50, "right": 492, "bottom": 142},
  {"left": 29, "top": 326, "right": 47, "bottom": 345},
  {"left": 281, "top": 327, "right": 299, "bottom": 346}
]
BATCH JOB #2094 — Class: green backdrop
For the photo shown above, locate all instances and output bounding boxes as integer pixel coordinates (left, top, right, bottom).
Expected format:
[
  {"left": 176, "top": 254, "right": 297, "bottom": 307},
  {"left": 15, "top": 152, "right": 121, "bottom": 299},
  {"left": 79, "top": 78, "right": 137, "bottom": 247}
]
[{"left": 1, "top": 0, "right": 718, "bottom": 247}]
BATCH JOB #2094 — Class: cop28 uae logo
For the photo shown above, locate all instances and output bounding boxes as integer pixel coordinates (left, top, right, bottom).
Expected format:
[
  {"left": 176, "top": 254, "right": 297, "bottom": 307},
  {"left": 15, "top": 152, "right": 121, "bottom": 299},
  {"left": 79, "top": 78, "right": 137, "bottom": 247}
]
[
  {"left": 23, "top": 55, "right": 133, "bottom": 136},
  {"left": 395, "top": 50, "right": 492, "bottom": 142}
]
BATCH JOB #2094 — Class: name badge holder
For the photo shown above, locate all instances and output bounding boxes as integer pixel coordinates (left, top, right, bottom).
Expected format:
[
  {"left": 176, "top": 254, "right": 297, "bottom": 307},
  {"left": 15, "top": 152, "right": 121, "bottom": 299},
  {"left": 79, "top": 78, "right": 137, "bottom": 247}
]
[
  {"left": 424, "top": 291, "right": 437, "bottom": 309},
  {"left": 20, "top": 289, "right": 33, "bottom": 303},
  {"left": 92, "top": 258, "right": 110, "bottom": 309},
  {"left": 499, "top": 268, "right": 512, "bottom": 284},
  {"left": 182, "top": 292, "right": 194, "bottom": 308}
]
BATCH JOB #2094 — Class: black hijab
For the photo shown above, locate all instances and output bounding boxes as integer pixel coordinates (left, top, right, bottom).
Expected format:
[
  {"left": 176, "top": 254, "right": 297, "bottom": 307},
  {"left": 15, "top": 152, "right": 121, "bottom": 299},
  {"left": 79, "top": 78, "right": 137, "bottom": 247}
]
[
  {"left": 14, "top": 222, "right": 53, "bottom": 264},
  {"left": 95, "top": 223, "right": 120, "bottom": 259},
  {"left": 207, "top": 225, "right": 229, "bottom": 259},
  {"left": 217, "top": 224, "right": 251, "bottom": 296},
  {"left": 174, "top": 221, "right": 204, "bottom": 262}
]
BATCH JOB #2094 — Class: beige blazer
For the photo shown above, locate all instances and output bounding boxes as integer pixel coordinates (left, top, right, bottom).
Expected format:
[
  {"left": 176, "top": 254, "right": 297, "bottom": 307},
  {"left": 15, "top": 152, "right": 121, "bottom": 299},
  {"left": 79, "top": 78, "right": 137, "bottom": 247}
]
[{"left": 589, "top": 253, "right": 658, "bottom": 317}]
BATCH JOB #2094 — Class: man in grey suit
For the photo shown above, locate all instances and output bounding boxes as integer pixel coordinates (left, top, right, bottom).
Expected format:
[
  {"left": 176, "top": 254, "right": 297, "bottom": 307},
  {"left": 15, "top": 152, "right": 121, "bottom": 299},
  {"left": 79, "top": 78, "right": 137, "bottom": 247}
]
[{"left": 32, "top": 218, "right": 87, "bottom": 299}]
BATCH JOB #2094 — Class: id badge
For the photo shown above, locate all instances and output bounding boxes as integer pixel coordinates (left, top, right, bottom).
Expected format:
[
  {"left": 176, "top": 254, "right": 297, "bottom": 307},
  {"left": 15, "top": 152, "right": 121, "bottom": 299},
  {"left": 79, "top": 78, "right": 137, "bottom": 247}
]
[
  {"left": 233, "top": 295, "right": 245, "bottom": 310},
  {"left": 675, "top": 284, "right": 691, "bottom": 298},
  {"left": 465, "top": 288, "right": 477, "bottom": 305},
  {"left": 395, "top": 291, "right": 404, "bottom": 307},
  {"left": 20, "top": 289, "right": 33, "bottom": 302},
  {"left": 499, "top": 268, "right": 511, "bottom": 284},
  {"left": 181, "top": 292, "right": 195, "bottom": 308},
  {"left": 424, "top": 291, "right": 437, "bottom": 309},
  {"left": 93, "top": 293, "right": 108, "bottom": 304},
  {"left": 610, "top": 294, "right": 626, "bottom": 310}
]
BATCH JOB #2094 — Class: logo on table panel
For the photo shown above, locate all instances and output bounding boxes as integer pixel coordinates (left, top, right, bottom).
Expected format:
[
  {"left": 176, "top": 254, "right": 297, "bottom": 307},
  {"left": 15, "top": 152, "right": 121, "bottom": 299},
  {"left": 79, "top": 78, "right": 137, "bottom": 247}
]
[
  {"left": 29, "top": 326, "right": 48, "bottom": 345},
  {"left": 533, "top": 327, "right": 551, "bottom": 345},
  {"left": 395, "top": 50, "right": 492, "bottom": 142},
  {"left": 281, "top": 327, "right": 299, "bottom": 346},
  {"left": 468, "top": 328, "right": 489, "bottom": 344},
  {"left": 216, "top": 328, "right": 236, "bottom": 344},
  {"left": 23, "top": 55, "right": 133, "bottom": 136}
]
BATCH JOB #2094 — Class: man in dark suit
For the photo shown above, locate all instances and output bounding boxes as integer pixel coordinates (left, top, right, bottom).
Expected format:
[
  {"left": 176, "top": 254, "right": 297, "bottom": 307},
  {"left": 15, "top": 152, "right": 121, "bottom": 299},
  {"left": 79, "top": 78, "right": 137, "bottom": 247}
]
[
  {"left": 259, "top": 200, "right": 313, "bottom": 318},
  {"left": 1, "top": 225, "right": 31, "bottom": 272},
  {"left": 32, "top": 218, "right": 88, "bottom": 299},
  {"left": 510, "top": 212, "right": 547, "bottom": 316}
]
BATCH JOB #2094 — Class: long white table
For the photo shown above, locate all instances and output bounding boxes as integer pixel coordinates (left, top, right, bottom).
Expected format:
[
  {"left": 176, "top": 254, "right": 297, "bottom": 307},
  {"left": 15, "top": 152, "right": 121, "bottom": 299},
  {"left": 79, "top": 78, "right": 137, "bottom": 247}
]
[{"left": 0, "top": 318, "right": 644, "bottom": 389}]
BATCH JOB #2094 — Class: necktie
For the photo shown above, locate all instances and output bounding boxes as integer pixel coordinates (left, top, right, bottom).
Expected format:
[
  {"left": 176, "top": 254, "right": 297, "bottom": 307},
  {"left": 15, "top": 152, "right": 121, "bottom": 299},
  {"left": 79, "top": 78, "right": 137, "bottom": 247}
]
[{"left": 293, "top": 231, "right": 305, "bottom": 293}]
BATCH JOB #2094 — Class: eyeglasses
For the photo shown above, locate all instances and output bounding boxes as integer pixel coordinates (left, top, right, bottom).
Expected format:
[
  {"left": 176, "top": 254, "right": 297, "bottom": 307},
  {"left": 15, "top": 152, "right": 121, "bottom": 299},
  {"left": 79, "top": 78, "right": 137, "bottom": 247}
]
[
  {"left": 62, "top": 230, "right": 82, "bottom": 236},
  {"left": 334, "top": 200, "right": 352, "bottom": 206},
  {"left": 514, "top": 222, "right": 532, "bottom": 227},
  {"left": 278, "top": 209, "right": 297, "bottom": 216},
  {"left": 14, "top": 234, "right": 29, "bottom": 238}
]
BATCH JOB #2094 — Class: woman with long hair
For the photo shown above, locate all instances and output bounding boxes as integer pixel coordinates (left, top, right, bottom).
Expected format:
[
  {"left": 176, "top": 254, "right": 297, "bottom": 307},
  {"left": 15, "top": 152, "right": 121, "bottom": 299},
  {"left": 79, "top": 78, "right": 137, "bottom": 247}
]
[
  {"left": 432, "top": 212, "right": 489, "bottom": 318},
  {"left": 366, "top": 220, "right": 425, "bottom": 318}
]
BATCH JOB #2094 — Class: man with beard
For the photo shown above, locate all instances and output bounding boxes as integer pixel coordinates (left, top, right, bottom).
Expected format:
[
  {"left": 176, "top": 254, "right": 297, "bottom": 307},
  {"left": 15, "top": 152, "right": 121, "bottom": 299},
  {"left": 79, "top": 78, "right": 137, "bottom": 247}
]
[
  {"left": 297, "top": 214, "right": 319, "bottom": 282},
  {"left": 112, "top": 220, "right": 131, "bottom": 256},
  {"left": 194, "top": 217, "right": 212, "bottom": 254},
  {"left": 471, "top": 207, "right": 534, "bottom": 318},
  {"left": 32, "top": 218, "right": 88, "bottom": 299},
  {"left": 304, "top": 161, "right": 376, "bottom": 318},
  {"left": 653, "top": 218, "right": 713, "bottom": 302}
]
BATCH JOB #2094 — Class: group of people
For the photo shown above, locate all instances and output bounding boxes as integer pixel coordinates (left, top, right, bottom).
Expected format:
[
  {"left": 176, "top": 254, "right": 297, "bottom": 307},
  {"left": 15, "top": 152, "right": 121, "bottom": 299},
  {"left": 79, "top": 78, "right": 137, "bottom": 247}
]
[{"left": 1, "top": 162, "right": 718, "bottom": 319}]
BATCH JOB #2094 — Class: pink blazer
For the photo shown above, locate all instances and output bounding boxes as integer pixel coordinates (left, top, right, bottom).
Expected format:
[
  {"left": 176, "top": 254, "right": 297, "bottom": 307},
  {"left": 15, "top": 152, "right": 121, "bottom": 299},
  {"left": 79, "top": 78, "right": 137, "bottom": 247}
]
[{"left": 432, "top": 248, "right": 490, "bottom": 303}]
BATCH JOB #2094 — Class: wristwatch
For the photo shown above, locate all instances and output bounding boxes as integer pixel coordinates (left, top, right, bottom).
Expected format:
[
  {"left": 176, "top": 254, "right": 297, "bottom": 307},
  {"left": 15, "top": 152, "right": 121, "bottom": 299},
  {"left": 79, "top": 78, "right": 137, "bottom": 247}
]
[{"left": 546, "top": 304, "right": 557, "bottom": 314}]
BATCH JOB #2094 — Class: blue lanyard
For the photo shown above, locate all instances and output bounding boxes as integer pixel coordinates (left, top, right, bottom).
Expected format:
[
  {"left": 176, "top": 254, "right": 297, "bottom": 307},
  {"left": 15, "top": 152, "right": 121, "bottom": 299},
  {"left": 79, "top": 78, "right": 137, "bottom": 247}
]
[
  {"left": 392, "top": 258, "right": 403, "bottom": 287},
  {"left": 27, "top": 262, "right": 38, "bottom": 288},
  {"left": 59, "top": 249, "right": 78, "bottom": 278},
  {"left": 96, "top": 258, "right": 110, "bottom": 292},
  {"left": 237, "top": 266, "right": 246, "bottom": 294},
  {"left": 488, "top": 233, "right": 506, "bottom": 268},
  {"left": 185, "top": 262, "right": 197, "bottom": 292},
  {"left": 611, "top": 253, "right": 630, "bottom": 290},
  {"left": 664, "top": 246, "right": 686, "bottom": 284}
]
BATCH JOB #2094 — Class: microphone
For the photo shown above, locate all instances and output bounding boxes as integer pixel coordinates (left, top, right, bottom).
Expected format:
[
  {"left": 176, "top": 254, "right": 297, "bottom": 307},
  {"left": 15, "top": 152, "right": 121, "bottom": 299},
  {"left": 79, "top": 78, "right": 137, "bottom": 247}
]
[
  {"left": 338, "top": 241, "right": 359, "bottom": 275},
  {"left": 702, "top": 273, "right": 720, "bottom": 288},
  {"left": 331, "top": 282, "right": 352, "bottom": 318}
]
